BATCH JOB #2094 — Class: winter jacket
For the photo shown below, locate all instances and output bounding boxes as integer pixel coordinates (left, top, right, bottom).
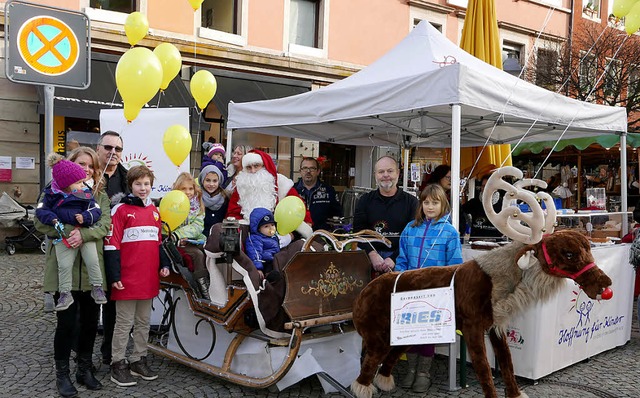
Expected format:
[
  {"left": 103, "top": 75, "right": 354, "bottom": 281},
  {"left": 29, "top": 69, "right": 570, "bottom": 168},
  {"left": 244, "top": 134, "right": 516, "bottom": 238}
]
[
  {"left": 173, "top": 208, "right": 207, "bottom": 241},
  {"left": 35, "top": 188, "right": 111, "bottom": 292},
  {"left": 203, "top": 200, "right": 228, "bottom": 237},
  {"left": 104, "top": 195, "right": 164, "bottom": 300},
  {"left": 104, "top": 162, "right": 130, "bottom": 199},
  {"left": 244, "top": 207, "right": 280, "bottom": 270},
  {"left": 294, "top": 179, "right": 342, "bottom": 231},
  {"left": 353, "top": 189, "right": 418, "bottom": 260},
  {"left": 36, "top": 187, "right": 102, "bottom": 227},
  {"left": 395, "top": 215, "right": 463, "bottom": 272}
]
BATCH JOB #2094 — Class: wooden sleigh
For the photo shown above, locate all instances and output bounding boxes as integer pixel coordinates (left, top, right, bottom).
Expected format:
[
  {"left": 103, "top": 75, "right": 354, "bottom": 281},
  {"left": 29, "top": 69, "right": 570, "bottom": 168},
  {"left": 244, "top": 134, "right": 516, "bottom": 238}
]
[{"left": 147, "top": 229, "right": 390, "bottom": 392}]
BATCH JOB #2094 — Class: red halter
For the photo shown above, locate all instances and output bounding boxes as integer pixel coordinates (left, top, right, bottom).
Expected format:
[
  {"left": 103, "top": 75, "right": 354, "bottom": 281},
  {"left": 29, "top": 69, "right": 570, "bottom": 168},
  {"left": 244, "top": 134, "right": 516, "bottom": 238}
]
[{"left": 541, "top": 238, "right": 596, "bottom": 280}]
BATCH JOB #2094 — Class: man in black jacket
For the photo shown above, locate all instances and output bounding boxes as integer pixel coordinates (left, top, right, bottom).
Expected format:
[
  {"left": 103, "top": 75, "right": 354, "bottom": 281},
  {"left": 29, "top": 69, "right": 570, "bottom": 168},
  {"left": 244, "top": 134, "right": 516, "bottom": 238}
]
[
  {"left": 353, "top": 156, "right": 418, "bottom": 273},
  {"left": 96, "top": 130, "right": 130, "bottom": 365},
  {"left": 295, "top": 157, "right": 342, "bottom": 231}
]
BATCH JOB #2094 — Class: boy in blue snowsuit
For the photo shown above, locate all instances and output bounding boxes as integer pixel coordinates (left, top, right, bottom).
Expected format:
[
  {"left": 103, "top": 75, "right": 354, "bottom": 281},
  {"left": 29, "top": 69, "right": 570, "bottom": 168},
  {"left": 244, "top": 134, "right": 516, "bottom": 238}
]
[{"left": 245, "top": 207, "right": 280, "bottom": 280}]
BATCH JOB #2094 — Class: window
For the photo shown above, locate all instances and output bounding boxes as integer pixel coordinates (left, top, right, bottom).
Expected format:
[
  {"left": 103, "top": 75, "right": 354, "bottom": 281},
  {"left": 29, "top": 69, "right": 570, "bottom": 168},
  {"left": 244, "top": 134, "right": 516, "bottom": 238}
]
[
  {"left": 535, "top": 48, "right": 557, "bottom": 90},
  {"left": 579, "top": 52, "right": 597, "bottom": 101},
  {"left": 629, "top": 66, "right": 640, "bottom": 98},
  {"left": 89, "top": 0, "right": 135, "bottom": 13},
  {"left": 413, "top": 18, "right": 442, "bottom": 32},
  {"left": 604, "top": 58, "right": 621, "bottom": 102},
  {"left": 290, "top": 0, "right": 320, "bottom": 48},
  {"left": 201, "top": 0, "right": 238, "bottom": 34},
  {"left": 502, "top": 42, "right": 523, "bottom": 77},
  {"left": 582, "top": 0, "right": 601, "bottom": 19}
]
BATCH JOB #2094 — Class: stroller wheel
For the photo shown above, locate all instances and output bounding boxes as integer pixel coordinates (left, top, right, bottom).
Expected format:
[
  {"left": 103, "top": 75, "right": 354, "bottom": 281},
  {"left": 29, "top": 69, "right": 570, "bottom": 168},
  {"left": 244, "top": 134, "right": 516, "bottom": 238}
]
[
  {"left": 40, "top": 240, "right": 47, "bottom": 254},
  {"left": 5, "top": 243, "right": 16, "bottom": 255}
]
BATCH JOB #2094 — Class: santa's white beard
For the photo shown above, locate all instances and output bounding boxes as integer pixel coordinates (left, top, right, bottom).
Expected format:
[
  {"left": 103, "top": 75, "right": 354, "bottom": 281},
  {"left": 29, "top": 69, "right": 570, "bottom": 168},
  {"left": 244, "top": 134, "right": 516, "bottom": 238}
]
[{"left": 236, "top": 168, "right": 277, "bottom": 221}]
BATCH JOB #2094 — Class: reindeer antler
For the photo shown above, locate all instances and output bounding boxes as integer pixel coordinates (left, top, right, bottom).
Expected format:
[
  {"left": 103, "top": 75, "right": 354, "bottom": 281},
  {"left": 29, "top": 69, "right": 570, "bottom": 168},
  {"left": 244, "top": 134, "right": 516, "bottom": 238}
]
[{"left": 483, "top": 167, "right": 556, "bottom": 244}]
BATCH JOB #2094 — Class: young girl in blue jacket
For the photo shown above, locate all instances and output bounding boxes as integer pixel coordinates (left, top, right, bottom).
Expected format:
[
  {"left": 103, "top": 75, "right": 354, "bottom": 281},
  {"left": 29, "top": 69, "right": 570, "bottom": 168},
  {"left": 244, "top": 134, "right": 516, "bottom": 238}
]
[{"left": 395, "top": 183, "right": 463, "bottom": 393}]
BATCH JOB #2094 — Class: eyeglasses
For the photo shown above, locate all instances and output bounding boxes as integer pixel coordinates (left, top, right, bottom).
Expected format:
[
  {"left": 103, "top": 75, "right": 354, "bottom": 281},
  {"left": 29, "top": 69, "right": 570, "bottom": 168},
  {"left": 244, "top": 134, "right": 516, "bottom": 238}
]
[
  {"left": 443, "top": 175, "right": 452, "bottom": 180},
  {"left": 301, "top": 167, "right": 318, "bottom": 172},
  {"left": 100, "top": 144, "right": 123, "bottom": 153}
]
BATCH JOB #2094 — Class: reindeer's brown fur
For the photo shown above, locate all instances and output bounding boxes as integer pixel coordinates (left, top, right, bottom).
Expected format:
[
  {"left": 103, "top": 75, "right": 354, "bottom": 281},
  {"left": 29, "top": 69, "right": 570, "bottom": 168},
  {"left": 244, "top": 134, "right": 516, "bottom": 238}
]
[{"left": 351, "top": 230, "right": 612, "bottom": 398}]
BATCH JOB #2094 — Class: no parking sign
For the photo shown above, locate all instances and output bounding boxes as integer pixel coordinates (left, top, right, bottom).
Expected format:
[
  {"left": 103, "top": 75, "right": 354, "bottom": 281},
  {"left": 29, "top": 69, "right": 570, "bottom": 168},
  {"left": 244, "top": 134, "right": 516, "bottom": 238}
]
[{"left": 4, "top": 0, "right": 90, "bottom": 88}]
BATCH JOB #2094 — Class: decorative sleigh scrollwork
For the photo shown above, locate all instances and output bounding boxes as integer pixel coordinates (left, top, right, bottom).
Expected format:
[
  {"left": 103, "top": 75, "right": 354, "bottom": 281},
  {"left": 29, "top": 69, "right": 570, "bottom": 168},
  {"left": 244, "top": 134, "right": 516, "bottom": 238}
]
[{"left": 301, "top": 263, "right": 364, "bottom": 299}]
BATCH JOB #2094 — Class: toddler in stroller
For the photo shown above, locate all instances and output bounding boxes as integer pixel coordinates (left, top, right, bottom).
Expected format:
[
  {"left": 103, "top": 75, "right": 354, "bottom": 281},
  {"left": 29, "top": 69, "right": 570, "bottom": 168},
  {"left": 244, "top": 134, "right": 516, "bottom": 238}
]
[{"left": 0, "top": 192, "right": 46, "bottom": 255}]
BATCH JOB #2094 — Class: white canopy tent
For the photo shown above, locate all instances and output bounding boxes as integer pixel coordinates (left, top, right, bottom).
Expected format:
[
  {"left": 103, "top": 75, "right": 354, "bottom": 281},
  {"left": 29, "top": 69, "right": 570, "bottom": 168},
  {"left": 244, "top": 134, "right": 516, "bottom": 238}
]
[{"left": 227, "top": 21, "right": 629, "bottom": 229}]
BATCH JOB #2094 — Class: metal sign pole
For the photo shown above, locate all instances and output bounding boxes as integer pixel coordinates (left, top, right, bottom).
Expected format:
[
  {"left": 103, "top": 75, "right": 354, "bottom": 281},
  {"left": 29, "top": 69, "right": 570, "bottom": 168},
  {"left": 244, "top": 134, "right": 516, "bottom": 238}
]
[{"left": 44, "top": 84, "right": 54, "bottom": 183}]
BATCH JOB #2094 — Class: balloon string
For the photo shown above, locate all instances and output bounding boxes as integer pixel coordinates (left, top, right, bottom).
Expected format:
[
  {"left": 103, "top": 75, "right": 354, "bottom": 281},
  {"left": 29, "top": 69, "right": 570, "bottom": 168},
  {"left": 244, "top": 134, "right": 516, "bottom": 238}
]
[{"left": 156, "top": 90, "right": 163, "bottom": 108}]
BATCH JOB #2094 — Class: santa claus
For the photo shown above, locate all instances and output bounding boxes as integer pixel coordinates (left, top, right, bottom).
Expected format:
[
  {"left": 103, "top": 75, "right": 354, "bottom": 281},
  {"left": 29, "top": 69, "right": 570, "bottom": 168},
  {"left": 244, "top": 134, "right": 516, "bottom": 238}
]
[{"left": 226, "top": 149, "right": 313, "bottom": 238}]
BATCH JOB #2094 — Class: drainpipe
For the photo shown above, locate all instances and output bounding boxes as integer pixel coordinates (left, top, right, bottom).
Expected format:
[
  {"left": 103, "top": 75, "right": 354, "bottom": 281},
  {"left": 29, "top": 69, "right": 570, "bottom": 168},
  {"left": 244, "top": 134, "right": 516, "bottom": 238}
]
[{"left": 566, "top": 0, "right": 574, "bottom": 97}]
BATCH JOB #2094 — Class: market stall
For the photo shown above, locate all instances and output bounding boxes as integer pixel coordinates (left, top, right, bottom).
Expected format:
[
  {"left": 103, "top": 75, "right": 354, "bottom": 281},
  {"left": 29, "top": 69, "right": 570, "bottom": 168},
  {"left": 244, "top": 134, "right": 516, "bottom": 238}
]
[{"left": 226, "top": 21, "right": 629, "bottom": 230}]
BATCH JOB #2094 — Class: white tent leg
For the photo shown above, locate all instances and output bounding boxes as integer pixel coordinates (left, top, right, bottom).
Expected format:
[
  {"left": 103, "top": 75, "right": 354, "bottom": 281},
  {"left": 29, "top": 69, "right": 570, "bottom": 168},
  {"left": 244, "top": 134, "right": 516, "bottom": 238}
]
[
  {"left": 403, "top": 147, "right": 410, "bottom": 192},
  {"left": 226, "top": 128, "right": 233, "bottom": 163},
  {"left": 451, "top": 104, "right": 461, "bottom": 230},
  {"left": 621, "top": 133, "right": 628, "bottom": 235}
]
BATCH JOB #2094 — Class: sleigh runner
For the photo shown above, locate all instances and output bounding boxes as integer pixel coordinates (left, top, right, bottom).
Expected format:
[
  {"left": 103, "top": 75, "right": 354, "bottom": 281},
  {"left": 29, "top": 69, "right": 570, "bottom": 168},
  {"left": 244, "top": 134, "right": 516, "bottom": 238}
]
[{"left": 147, "top": 228, "right": 389, "bottom": 392}]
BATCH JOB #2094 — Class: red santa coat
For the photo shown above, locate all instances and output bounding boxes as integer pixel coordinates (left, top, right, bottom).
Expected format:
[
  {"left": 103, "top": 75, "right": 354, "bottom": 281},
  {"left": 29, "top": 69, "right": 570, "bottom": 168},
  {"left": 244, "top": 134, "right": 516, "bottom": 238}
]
[
  {"left": 104, "top": 196, "right": 162, "bottom": 301},
  {"left": 226, "top": 150, "right": 312, "bottom": 225}
]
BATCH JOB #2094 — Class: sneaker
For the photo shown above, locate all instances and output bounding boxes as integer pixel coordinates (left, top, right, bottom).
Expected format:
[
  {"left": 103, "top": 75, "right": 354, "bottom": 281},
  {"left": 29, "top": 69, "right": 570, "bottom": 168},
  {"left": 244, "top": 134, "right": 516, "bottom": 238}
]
[
  {"left": 110, "top": 360, "right": 137, "bottom": 387},
  {"left": 44, "top": 293, "right": 55, "bottom": 313},
  {"left": 55, "top": 292, "right": 74, "bottom": 312},
  {"left": 91, "top": 285, "right": 107, "bottom": 305},
  {"left": 129, "top": 357, "right": 158, "bottom": 381}
]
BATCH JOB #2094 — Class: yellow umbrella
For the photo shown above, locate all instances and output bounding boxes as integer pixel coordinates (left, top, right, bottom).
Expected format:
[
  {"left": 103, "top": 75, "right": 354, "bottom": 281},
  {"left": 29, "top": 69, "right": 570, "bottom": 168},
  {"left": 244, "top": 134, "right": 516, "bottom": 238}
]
[{"left": 452, "top": 0, "right": 512, "bottom": 178}]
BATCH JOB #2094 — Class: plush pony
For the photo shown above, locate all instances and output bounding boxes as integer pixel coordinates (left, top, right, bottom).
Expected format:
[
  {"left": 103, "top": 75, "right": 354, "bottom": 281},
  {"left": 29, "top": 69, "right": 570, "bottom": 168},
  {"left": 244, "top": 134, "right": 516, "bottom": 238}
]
[{"left": 350, "top": 167, "right": 613, "bottom": 398}]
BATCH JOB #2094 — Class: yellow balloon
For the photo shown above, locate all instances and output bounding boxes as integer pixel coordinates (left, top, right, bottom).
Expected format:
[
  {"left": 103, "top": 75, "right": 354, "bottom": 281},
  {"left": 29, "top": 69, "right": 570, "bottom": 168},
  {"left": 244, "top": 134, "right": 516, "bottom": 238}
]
[
  {"left": 163, "top": 124, "right": 192, "bottom": 166},
  {"left": 274, "top": 196, "right": 306, "bottom": 235},
  {"left": 626, "top": 1, "right": 640, "bottom": 34},
  {"left": 123, "top": 103, "right": 143, "bottom": 123},
  {"left": 159, "top": 190, "right": 190, "bottom": 231},
  {"left": 190, "top": 70, "right": 217, "bottom": 111},
  {"left": 613, "top": 0, "right": 636, "bottom": 18},
  {"left": 116, "top": 47, "right": 163, "bottom": 122},
  {"left": 153, "top": 43, "right": 182, "bottom": 90},
  {"left": 188, "top": 0, "right": 204, "bottom": 11},
  {"left": 124, "top": 12, "right": 149, "bottom": 46}
]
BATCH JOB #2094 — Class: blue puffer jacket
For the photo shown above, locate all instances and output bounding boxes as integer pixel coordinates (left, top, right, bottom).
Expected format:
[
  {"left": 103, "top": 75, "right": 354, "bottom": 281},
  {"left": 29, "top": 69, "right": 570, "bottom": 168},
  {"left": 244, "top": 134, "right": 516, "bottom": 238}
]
[
  {"left": 36, "top": 187, "right": 102, "bottom": 227},
  {"left": 244, "top": 207, "right": 280, "bottom": 271},
  {"left": 395, "top": 214, "right": 463, "bottom": 272}
]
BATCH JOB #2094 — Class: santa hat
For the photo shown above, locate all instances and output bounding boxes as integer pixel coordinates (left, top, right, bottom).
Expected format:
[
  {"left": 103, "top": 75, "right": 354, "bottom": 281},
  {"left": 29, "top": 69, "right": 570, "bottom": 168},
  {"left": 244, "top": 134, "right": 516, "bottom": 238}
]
[
  {"left": 242, "top": 150, "right": 277, "bottom": 176},
  {"left": 207, "top": 143, "right": 225, "bottom": 158},
  {"left": 47, "top": 153, "right": 86, "bottom": 190}
]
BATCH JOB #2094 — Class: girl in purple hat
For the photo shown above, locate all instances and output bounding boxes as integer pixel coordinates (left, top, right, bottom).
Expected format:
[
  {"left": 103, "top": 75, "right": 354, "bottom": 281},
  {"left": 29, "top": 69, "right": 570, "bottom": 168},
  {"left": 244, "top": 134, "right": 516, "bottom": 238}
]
[{"left": 36, "top": 153, "right": 107, "bottom": 311}]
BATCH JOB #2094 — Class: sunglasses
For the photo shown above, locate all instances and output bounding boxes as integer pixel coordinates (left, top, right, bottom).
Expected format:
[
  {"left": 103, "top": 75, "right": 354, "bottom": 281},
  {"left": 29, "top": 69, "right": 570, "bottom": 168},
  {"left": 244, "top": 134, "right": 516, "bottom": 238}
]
[{"left": 100, "top": 144, "right": 123, "bottom": 153}]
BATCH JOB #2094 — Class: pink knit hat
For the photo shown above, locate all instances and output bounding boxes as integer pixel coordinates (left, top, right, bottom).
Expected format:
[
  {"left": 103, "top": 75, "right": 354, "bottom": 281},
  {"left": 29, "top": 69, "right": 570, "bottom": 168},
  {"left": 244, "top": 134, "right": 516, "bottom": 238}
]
[
  {"left": 207, "top": 143, "right": 225, "bottom": 158},
  {"left": 47, "top": 153, "right": 86, "bottom": 190}
]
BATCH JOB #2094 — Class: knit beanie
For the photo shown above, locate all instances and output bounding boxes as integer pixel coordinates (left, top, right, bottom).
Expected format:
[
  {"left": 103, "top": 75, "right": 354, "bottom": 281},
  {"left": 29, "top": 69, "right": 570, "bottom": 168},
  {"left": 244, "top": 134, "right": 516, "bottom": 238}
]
[
  {"left": 199, "top": 164, "right": 224, "bottom": 186},
  {"left": 207, "top": 143, "right": 225, "bottom": 158},
  {"left": 47, "top": 153, "right": 86, "bottom": 190}
]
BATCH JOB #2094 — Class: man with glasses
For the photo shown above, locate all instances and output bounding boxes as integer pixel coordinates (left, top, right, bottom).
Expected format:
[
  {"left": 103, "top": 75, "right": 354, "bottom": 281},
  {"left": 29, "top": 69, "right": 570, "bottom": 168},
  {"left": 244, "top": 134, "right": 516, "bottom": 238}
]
[
  {"left": 95, "top": 130, "right": 130, "bottom": 367},
  {"left": 294, "top": 157, "right": 342, "bottom": 231},
  {"left": 96, "top": 131, "right": 129, "bottom": 199}
]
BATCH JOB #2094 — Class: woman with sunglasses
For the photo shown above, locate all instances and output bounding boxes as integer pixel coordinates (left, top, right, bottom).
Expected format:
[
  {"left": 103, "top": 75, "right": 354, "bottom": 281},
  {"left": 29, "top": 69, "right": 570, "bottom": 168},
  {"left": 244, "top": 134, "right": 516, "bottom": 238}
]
[
  {"left": 419, "top": 164, "right": 451, "bottom": 196},
  {"left": 96, "top": 131, "right": 130, "bottom": 198}
]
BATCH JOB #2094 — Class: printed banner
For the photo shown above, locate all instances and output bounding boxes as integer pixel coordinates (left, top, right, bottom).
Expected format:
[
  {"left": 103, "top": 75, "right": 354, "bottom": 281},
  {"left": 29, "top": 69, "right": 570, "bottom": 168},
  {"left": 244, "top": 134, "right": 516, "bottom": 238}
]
[
  {"left": 99, "top": 108, "right": 190, "bottom": 199},
  {"left": 390, "top": 282, "right": 456, "bottom": 346}
]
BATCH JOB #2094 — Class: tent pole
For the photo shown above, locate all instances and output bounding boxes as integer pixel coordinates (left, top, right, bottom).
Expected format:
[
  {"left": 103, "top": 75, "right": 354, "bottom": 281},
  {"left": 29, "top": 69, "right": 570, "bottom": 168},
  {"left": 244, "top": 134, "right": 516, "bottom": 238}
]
[
  {"left": 226, "top": 128, "right": 233, "bottom": 165},
  {"left": 451, "top": 104, "right": 461, "bottom": 231},
  {"left": 621, "top": 132, "right": 628, "bottom": 235},
  {"left": 403, "top": 147, "right": 410, "bottom": 192}
]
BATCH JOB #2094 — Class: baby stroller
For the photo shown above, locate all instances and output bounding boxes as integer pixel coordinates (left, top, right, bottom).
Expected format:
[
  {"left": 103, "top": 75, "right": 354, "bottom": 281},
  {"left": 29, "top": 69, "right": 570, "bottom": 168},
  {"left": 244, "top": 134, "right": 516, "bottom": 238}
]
[{"left": 0, "top": 192, "right": 46, "bottom": 255}]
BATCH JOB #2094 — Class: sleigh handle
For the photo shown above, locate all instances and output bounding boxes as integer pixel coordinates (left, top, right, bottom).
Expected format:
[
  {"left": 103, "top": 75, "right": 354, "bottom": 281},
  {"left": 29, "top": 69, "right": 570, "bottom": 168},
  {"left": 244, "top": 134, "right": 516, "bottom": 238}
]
[{"left": 302, "top": 229, "right": 391, "bottom": 252}]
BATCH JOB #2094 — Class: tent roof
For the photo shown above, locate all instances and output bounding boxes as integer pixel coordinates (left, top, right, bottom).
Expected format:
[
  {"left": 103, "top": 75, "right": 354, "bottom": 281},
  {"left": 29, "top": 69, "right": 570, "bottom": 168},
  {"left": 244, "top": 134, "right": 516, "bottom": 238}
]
[{"left": 228, "top": 21, "right": 627, "bottom": 148}]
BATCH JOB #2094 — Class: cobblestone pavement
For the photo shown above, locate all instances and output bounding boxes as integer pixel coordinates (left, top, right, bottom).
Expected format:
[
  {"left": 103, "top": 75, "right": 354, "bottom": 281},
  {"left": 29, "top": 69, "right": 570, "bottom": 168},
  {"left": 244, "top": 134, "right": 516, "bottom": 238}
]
[{"left": 1, "top": 251, "right": 639, "bottom": 398}]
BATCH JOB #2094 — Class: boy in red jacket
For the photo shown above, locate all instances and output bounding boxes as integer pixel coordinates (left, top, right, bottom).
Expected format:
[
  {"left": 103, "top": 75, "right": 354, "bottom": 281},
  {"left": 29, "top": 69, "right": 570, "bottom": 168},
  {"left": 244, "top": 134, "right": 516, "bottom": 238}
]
[{"left": 104, "top": 165, "right": 170, "bottom": 387}]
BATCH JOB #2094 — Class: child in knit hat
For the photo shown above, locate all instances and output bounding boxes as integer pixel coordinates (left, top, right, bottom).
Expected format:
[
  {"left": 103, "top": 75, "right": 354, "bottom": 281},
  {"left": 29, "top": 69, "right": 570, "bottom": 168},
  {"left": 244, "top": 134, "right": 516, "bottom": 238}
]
[
  {"left": 201, "top": 143, "right": 228, "bottom": 184},
  {"left": 36, "top": 153, "right": 106, "bottom": 311}
]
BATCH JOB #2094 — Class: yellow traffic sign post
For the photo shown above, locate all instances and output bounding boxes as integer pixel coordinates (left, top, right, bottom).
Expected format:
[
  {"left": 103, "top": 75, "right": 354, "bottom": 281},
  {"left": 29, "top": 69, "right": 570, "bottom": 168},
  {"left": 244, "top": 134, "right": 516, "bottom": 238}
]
[{"left": 4, "top": 1, "right": 90, "bottom": 183}]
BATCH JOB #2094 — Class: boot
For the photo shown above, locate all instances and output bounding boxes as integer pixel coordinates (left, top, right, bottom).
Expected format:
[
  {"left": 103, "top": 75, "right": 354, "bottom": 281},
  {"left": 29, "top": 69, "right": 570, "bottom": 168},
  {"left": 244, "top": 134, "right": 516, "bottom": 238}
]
[
  {"left": 110, "top": 359, "right": 137, "bottom": 387},
  {"left": 196, "top": 276, "right": 211, "bottom": 301},
  {"left": 55, "top": 360, "right": 78, "bottom": 398},
  {"left": 412, "top": 355, "right": 433, "bottom": 393},
  {"left": 399, "top": 353, "right": 418, "bottom": 389},
  {"left": 75, "top": 354, "right": 102, "bottom": 390}
]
